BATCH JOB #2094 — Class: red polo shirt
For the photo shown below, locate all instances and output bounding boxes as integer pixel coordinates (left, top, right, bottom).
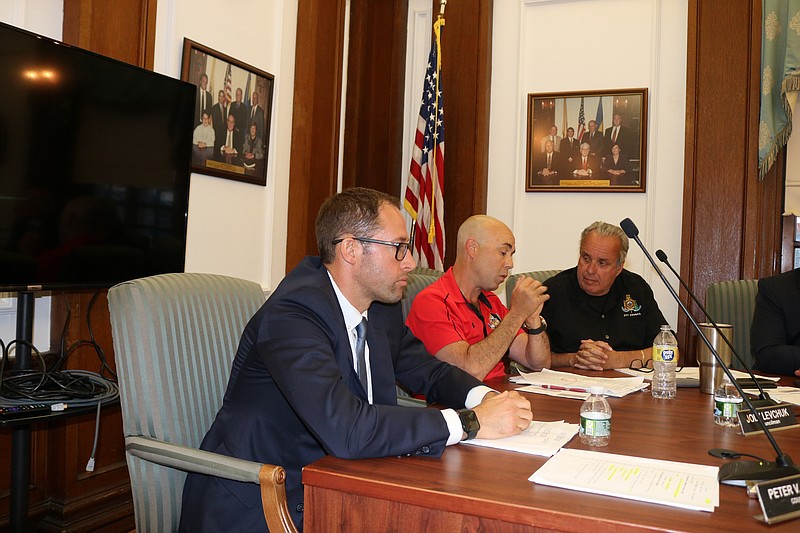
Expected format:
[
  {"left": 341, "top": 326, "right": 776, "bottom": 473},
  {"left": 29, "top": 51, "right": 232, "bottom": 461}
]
[{"left": 406, "top": 268, "right": 521, "bottom": 381}]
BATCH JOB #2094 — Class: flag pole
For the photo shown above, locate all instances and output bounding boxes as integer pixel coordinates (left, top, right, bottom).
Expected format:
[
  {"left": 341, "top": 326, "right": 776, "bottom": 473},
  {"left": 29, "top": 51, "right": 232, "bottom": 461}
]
[{"left": 428, "top": 11, "right": 445, "bottom": 249}]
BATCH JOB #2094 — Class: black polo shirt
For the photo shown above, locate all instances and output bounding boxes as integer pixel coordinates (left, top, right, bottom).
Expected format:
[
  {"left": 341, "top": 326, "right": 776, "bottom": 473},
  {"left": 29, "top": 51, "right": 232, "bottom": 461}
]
[{"left": 541, "top": 267, "right": 666, "bottom": 354}]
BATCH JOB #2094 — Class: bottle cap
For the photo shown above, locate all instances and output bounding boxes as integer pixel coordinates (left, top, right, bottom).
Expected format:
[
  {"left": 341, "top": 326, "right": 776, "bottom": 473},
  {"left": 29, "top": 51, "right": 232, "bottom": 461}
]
[{"left": 590, "top": 386, "right": 605, "bottom": 395}]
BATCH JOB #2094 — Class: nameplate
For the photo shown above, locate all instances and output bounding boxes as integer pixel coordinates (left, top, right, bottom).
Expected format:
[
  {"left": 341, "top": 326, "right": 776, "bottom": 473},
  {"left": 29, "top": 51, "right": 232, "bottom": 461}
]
[
  {"left": 753, "top": 474, "right": 800, "bottom": 524},
  {"left": 737, "top": 403, "right": 798, "bottom": 436},
  {"left": 558, "top": 179, "right": 611, "bottom": 187},
  {"left": 205, "top": 159, "right": 245, "bottom": 174}
]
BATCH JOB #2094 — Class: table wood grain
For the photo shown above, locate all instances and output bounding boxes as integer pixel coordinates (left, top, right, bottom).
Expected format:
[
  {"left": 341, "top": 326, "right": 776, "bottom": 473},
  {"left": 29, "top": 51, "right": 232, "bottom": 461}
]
[{"left": 303, "top": 374, "right": 800, "bottom": 532}]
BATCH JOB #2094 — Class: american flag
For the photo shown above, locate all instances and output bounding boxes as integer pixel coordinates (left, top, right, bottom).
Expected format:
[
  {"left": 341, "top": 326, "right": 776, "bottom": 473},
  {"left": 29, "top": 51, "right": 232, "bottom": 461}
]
[
  {"left": 577, "top": 97, "right": 586, "bottom": 142},
  {"left": 224, "top": 63, "right": 232, "bottom": 105},
  {"left": 404, "top": 17, "right": 446, "bottom": 270}
]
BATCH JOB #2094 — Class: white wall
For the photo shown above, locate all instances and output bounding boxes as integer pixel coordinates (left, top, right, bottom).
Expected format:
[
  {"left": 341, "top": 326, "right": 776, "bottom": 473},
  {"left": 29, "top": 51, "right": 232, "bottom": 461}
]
[
  {"left": 154, "top": 0, "right": 297, "bottom": 293},
  {"left": 488, "top": 0, "right": 688, "bottom": 328}
]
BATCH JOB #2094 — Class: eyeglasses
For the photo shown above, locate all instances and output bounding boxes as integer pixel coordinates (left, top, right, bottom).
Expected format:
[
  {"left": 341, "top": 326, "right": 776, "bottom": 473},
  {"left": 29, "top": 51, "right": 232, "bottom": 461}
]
[
  {"left": 629, "top": 358, "right": 684, "bottom": 374},
  {"left": 629, "top": 358, "right": 654, "bottom": 373},
  {"left": 332, "top": 235, "right": 412, "bottom": 261}
]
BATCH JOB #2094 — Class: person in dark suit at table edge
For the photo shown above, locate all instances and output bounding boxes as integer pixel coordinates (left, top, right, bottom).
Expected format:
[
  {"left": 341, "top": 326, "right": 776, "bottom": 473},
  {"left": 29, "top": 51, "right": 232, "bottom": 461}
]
[
  {"left": 750, "top": 267, "right": 800, "bottom": 377},
  {"left": 179, "top": 187, "right": 533, "bottom": 532}
]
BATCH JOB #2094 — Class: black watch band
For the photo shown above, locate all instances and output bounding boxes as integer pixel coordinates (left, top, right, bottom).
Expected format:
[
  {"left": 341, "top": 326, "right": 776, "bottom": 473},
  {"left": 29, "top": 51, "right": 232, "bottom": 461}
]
[
  {"left": 457, "top": 409, "right": 480, "bottom": 441},
  {"left": 523, "top": 316, "right": 547, "bottom": 335}
]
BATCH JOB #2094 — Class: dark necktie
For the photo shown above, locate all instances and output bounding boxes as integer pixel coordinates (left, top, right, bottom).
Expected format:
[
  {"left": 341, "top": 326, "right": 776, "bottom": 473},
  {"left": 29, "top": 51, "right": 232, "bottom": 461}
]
[
  {"left": 547, "top": 153, "right": 552, "bottom": 169},
  {"left": 355, "top": 318, "right": 368, "bottom": 390},
  {"left": 612, "top": 128, "right": 618, "bottom": 143}
]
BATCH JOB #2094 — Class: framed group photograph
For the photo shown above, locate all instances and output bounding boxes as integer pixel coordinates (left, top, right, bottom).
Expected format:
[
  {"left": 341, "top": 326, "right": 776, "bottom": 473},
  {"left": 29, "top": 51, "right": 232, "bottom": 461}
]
[
  {"left": 181, "top": 39, "right": 274, "bottom": 186},
  {"left": 525, "top": 88, "right": 648, "bottom": 193}
]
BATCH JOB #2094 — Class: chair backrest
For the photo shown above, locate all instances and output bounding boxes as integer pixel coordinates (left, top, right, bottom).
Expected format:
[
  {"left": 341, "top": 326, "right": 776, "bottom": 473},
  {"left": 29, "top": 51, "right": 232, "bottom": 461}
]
[
  {"left": 505, "top": 270, "right": 561, "bottom": 303},
  {"left": 108, "top": 273, "right": 266, "bottom": 532},
  {"left": 401, "top": 267, "right": 444, "bottom": 319},
  {"left": 704, "top": 279, "right": 759, "bottom": 370}
]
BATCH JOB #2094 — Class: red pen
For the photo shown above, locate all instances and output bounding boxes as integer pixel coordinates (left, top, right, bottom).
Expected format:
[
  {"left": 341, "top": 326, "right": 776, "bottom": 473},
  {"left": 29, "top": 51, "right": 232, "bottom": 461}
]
[{"left": 538, "top": 384, "right": 589, "bottom": 393}]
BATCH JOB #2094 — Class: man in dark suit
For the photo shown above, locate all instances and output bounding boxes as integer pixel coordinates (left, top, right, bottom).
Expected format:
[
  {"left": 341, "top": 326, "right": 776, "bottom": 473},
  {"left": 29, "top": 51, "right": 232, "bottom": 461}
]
[
  {"left": 604, "top": 113, "right": 633, "bottom": 156},
  {"left": 582, "top": 120, "right": 605, "bottom": 156},
  {"left": 533, "top": 140, "right": 564, "bottom": 184},
  {"left": 194, "top": 72, "right": 212, "bottom": 126},
  {"left": 560, "top": 126, "right": 580, "bottom": 167},
  {"left": 750, "top": 267, "right": 800, "bottom": 376},
  {"left": 211, "top": 90, "right": 229, "bottom": 153},
  {"left": 179, "top": 188, "right": 533, "bottom": 532},
  {"left": 229, "top": 87, "right": 248, "bottom": 135},
  {"left": 218, "top": 113, "right": 243, "bottom": 158},
  {"left": 571, "top": 142, "right": 600, "bottom": 178},
  {"left": 248, "top": 90, "right": 266, "bottom": 139}
]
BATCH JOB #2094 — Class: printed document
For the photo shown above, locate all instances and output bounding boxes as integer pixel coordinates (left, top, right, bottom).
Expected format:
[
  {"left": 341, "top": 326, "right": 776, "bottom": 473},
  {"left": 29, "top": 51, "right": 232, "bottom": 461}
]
[
  {"left": 530, "top": 448, "right": 719, "bottom": 512},
  {"left": 463, "top": 420, "right": 578, "bottom": 457}
]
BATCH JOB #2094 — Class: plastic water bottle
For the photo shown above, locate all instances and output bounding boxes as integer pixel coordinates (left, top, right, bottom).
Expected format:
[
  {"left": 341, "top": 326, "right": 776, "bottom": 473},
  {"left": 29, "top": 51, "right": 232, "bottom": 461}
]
[
  {"left": 651, "top": 325, "right": 678, "bottom": 399},
  {"left": 713, "top": 375, "right": 743, "bottom": 427},
  {"left": 579, "top": 386, "right": 611, "bottom": 447}
]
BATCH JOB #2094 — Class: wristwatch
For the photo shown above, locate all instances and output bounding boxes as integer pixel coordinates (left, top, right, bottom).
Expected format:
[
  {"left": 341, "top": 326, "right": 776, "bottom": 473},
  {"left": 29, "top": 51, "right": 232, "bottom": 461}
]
[
  {"left": 523, "top": 316, "right": 547, "bottom": 335},
  {"left": 457, "top": 409, "right": 480, "bottom": 441}
]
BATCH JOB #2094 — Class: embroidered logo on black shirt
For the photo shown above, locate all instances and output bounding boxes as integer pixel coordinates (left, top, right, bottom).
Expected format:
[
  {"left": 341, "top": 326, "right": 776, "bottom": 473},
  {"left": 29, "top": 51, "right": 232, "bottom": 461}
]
[{"left": 621, "top": 294, "right": 642, "bottom": 313}]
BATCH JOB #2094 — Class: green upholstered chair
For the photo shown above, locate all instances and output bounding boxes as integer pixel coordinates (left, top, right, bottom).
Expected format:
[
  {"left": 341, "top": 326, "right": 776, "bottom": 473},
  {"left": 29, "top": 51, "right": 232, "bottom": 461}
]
[
  {"left": 704, "top": 279, "right": 759, "bottom": 370},
  {"left": 505, "top": 270, "right": 561, "bottom": 304},
  {"left": 108, "top": 273, "right": 298, "bottom": 533},
  {"left": 401, "top": 267, "right": 444, "bottom": 319}
]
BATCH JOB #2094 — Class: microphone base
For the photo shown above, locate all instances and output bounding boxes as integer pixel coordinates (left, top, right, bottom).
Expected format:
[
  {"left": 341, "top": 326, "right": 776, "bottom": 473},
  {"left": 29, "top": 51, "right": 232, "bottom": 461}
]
[
  {"left": 718, "top": 460, "right": 800, "bottom": 486},
  {"left": 748, "top": 397, "right": 779, "bottom": 408}
]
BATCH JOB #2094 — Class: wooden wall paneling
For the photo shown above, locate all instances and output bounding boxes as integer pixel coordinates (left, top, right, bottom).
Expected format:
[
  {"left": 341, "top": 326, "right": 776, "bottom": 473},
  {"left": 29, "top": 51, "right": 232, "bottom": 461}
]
[
  {"left": 286, "top": 0, "right": 348, "bottom": 271},
  {"left": 33, "top": 292, "right": 133, "bottom": 532},
  {"left": 680, "top": 0, "right": 784, "bottom": 362},
  {"left": 342, "top": 1, "right": 408, "bottom": 194},
  {"left": 63, "top": 0, "right": 157, "bottom": 68},
  {"left": 438, "top": 0, "right": 493, "bottom": 267},
  {"left": 288, "top": 0, "right": 493, "bottom": 270}
]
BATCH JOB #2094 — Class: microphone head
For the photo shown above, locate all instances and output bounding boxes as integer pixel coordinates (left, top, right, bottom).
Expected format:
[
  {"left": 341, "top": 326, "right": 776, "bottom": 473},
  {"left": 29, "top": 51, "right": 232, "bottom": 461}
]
[
  {"left": 655, "top": 249, "right": 668, "bottom": 262},
  {"left": 619, "top": 218, "right": 639, "bottom": 238}
]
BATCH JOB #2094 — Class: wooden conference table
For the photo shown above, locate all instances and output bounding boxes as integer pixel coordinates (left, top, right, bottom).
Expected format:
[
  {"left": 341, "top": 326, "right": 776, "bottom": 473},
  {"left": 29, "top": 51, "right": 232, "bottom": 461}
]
[{"left": 303, "top": 373, "right": 800, "bottom": 532}]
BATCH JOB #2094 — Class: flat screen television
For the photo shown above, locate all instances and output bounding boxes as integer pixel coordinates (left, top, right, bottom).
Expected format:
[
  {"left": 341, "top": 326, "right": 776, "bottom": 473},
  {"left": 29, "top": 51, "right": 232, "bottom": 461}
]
[{"left": 0, "top": 21, "right": 193, "bottom": 292}]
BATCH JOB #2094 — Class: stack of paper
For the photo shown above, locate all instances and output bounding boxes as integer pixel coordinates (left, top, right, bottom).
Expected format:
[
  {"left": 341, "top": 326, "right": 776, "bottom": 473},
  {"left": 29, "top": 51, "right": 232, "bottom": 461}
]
[
  {"left": 462, "top": 420, "right": 578, "bottom": 457},
  {"left": 768, "top": 386, "right": 800, "bottom": 406},
  {"left": 512, "top": 368, "right": 648, "bottom": 399},
  {"left": 615, "top": 366, "right": 781, "bottom": 384},
  {"left": 530, "top": 448, "right": 719, "bottom": 512}
]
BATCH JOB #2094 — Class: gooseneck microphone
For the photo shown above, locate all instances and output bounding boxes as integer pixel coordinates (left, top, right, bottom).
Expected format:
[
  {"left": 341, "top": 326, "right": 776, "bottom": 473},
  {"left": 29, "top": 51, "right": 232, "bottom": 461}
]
[
  {"left": 654, "top": 248, "right": 774, "bottom": 407},
  {"left": 619, "top": 218, "right": 798, "bottom": 485}
]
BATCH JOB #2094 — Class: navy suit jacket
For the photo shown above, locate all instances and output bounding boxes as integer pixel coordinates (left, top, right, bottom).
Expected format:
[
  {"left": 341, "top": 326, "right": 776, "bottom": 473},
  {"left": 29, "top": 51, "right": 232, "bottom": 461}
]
[
  {"left": 180, "top": 256, "right": 481, "bottom": 532},
  {"left": 751, "top": 268, "right": 800, "bottom": 375}
]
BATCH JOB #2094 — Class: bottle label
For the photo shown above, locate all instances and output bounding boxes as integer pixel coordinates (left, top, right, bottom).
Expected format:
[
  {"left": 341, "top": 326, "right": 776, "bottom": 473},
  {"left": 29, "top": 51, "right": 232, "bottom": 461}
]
[
  {"left": 580, "top": 413, "right": 611, "bottom": 437},
  {"left": 714, "top": 399, "right": 742, "bottom": 418},
  {"left": 653, "top": 346, "right": 677, "bottom": 362}
]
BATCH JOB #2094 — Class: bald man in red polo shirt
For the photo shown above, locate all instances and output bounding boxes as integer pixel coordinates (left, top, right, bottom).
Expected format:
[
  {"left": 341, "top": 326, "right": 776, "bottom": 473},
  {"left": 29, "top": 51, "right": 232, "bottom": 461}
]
[{"left": 406, "top": 215, "right": 551, "bottom": 381}]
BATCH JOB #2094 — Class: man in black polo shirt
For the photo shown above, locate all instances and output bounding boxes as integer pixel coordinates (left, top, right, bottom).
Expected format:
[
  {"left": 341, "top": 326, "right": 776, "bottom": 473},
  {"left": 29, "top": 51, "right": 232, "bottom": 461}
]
[{"left": 542, "top": 221, "right": 666, "bottom": 371}]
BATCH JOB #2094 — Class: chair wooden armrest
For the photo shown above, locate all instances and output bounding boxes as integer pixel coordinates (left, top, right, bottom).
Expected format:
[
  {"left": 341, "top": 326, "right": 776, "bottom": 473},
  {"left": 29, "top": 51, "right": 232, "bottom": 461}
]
[{"left": 126, "top": 436, "right": 298, "bottom": 533}]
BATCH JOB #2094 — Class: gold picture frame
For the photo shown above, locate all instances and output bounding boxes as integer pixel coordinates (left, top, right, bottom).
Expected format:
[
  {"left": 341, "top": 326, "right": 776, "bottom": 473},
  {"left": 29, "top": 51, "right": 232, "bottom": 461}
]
[{"left": 526, "top": 88, "right": 648, "bottom": 193}]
